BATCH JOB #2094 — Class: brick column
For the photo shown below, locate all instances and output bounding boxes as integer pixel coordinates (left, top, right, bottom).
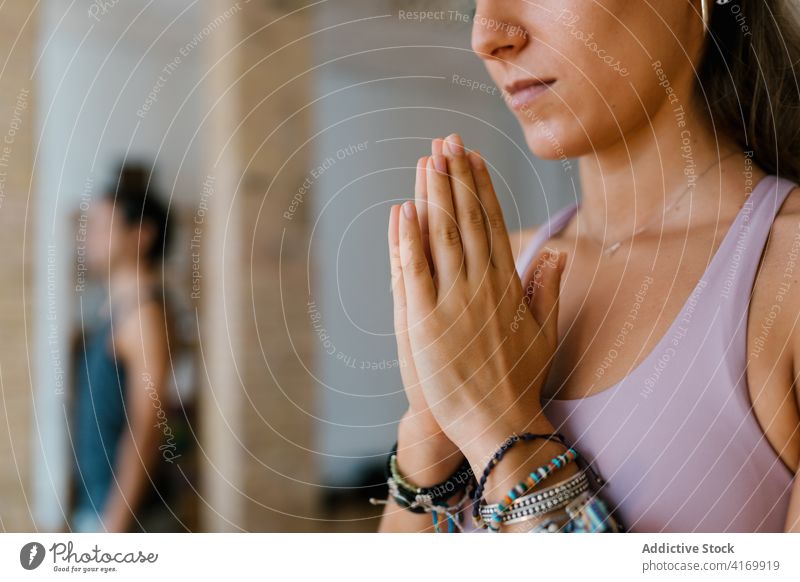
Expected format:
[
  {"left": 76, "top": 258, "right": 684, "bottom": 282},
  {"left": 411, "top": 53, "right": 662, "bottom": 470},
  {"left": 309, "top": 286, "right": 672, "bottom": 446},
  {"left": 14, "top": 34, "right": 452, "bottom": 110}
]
[
  {"left": 0, "top": 3, "right": 37, "bottom": 531},
  {"left": 200, "top": 0, "right": 317, "bottom": 531}
]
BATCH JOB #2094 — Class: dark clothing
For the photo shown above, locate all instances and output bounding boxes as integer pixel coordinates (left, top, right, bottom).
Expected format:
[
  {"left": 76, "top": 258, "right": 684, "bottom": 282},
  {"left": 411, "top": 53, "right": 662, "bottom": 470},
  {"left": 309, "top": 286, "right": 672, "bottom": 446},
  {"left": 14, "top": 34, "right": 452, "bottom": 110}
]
[
  {"left": 70, "top": 287, "right": 177, "bottom": 531},
  {"left": 73, "top": 315, "right": 125, "bottom": 516}
]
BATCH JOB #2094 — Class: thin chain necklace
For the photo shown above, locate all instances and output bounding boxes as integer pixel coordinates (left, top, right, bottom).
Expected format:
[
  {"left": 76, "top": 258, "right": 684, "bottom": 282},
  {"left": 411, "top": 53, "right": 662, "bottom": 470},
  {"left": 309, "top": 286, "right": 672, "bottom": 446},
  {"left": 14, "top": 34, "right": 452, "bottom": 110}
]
[{"left": 586, "top": 151, "right": 740, "bottom": 256}]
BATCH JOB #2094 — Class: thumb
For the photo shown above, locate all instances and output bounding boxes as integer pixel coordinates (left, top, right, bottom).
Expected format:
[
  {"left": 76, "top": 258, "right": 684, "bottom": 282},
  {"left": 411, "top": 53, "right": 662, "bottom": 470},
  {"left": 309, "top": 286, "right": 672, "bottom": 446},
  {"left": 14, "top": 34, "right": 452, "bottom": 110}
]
[{"left": 524, "top": 248, "right": 566, "bottom": 344}]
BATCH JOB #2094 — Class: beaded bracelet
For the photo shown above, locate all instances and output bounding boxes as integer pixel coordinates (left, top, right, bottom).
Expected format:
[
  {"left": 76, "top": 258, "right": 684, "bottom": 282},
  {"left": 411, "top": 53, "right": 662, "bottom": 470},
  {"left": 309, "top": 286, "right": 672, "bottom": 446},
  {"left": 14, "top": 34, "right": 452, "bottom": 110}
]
[
  {"left": 384, "top": 441, "right": 475, "bottom": 514},
  {"left": 491, "top": 472, "right": 588, "bottom": 526},
  {"left": 479, "top": 470, "right": 588, "bottom": 525},
  {"left": 562, "top": 489, "right": 623, "bottom": 532},
  {"left": 470, "top": 432, "right": 569, "bottom": 527},
  {"left": 486, "top": 447, "right": 578, "bottom": 532},
  {"left": 527, "top": 489, "right": 624, "bottom": 533}
]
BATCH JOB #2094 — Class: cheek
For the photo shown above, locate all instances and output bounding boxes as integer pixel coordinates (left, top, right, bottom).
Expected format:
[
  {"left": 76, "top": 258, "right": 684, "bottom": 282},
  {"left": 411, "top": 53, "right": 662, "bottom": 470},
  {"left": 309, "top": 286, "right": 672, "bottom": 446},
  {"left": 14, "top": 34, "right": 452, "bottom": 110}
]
[
  {"left": 86, "top": 232, "right": 111, "bottom": 266},
  {"left": 85, "top": 222, "right": 106, "bottom": 260},
  {"left": 525, "top": 93, "right": 666, "bottom": 163},
  {"left": 521, "top": 50, "right": 675, "bottom": 158},
  {"left": 518, "top": 1, "right": 689, "bottom": 158},
  {"left": 86, "top": 220, "right": 124, "bottom": 265},
  {"left": 517, "top": 92, "right": 630, "bottom": 160}
]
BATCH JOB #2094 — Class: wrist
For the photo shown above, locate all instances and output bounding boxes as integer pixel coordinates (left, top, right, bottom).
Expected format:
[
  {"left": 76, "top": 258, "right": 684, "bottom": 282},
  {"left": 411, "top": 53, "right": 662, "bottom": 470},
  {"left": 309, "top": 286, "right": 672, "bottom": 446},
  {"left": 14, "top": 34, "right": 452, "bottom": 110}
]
[
  {"left": 479, "top": 439, "right": 578, "bottom": 506},
  {"left": 461, "top": 416, "right": 577, "bottom": 512},
  {"left": 460, "top": 412, "right": 555, "bottom": 471},
  {"left": 396, "top": 411, "right": 464, "bottom": 489}
]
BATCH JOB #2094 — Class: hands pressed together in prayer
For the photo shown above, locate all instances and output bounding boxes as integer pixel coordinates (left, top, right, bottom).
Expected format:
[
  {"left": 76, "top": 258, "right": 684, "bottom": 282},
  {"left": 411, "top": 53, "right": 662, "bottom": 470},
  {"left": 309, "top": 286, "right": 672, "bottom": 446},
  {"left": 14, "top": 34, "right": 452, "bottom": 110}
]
[{"left": 387, "top": 133, "right": 568, "bottom": 475}]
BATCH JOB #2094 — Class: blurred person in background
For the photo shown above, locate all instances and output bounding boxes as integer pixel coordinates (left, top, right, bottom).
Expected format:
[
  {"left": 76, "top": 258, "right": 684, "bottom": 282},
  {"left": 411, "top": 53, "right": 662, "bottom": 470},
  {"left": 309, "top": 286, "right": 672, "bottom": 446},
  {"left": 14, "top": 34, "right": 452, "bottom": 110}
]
[{"left": 68, "top": 163, "right": 177, "bottom": 532}]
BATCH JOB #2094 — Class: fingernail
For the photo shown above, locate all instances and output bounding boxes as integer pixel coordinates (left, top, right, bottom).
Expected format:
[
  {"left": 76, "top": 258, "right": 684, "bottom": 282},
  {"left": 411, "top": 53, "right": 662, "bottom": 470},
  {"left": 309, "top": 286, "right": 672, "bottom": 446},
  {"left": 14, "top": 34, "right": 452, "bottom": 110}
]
[
  {"left": 432, "top": 154, "right": 447, "bottom": 173},
  {"left": 446, "top": 133, "right": 464, "bottom": 157},
  {"left": 416, "top": 157, "right": 427, "bottom": 182},
  {"left": 403, "top": 201, "right": 416, "bottom": 219}
]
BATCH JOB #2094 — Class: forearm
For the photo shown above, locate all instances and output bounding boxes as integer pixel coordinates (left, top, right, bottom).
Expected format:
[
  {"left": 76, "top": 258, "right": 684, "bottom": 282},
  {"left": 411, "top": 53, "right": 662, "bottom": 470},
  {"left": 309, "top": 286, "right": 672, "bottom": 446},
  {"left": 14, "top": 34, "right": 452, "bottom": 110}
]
[
  {"left": 105, "top": 302, "right": 170, "bottom": 532},
  {"left": 378, "top": 412, "right": 466, "bottom": 533},
  {"left": 103, "top": 427, "right": 159, "bottom": 532}
]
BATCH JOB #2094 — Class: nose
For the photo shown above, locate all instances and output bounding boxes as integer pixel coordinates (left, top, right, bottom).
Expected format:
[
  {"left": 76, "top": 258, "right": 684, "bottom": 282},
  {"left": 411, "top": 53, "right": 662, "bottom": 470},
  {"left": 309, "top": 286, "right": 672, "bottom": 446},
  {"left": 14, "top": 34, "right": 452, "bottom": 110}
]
[{"left": 470, "top": 1, "right": 528, "bottom": 61}]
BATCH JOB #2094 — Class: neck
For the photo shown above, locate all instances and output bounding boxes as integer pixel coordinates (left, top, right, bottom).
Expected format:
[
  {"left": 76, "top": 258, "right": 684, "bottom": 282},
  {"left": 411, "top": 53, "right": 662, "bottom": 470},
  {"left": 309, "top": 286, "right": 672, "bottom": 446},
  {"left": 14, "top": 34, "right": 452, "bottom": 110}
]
[{"left": 576, "top": 96, "right": 755, "bottom": 244}]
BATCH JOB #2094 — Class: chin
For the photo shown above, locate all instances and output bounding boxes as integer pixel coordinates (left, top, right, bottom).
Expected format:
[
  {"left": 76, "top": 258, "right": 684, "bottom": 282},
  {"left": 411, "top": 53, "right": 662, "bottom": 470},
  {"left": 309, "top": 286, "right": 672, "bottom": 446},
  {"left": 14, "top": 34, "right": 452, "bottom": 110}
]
[
  {"left": 521, "top": 108, "right": 611, "bottom": 162},
  {"left": 522, "top": 122, "right": 576, "bottom": 161}
]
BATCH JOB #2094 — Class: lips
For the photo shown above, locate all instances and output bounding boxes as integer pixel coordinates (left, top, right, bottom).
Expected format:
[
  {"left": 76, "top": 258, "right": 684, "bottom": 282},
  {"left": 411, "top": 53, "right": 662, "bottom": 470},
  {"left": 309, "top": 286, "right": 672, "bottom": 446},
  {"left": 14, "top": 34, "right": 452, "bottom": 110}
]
[{"left": 504, "top": 78, "right": 556, "bottom": 110}]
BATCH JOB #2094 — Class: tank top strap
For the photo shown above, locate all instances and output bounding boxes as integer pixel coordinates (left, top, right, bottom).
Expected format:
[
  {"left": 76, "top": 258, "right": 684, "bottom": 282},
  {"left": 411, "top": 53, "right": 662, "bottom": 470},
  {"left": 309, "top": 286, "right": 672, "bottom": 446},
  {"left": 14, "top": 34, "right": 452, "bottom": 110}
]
[
  {"left": 514, "top": 202, "right": 579, "bottom": 276},
  {"left": 514, "top": 176, "right": 798, "bottom": 289},
  {"left": 702, "top": 175, "right": 798, "bottom": 298}
]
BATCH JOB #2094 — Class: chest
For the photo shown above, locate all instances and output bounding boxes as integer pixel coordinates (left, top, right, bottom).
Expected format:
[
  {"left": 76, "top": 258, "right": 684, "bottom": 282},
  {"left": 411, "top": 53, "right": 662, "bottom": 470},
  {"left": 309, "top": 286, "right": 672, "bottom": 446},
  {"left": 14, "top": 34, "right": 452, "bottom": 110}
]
[
  {"left": 542, "top": 240, "right": 707, "bottom": 398},
  {"left": 538, "top": 229, "right": 799, "bottom": 472}
]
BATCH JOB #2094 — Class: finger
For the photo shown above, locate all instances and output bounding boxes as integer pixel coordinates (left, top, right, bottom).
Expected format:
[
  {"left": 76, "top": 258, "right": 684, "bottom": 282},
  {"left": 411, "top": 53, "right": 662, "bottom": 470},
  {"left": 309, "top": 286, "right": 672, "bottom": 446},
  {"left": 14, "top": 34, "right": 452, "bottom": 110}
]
[
  {"left": 467, "top": 150, "right": 515, "bottom": 273},
  {"left": 427, "top": 155, "right": 464, "bottom": 286},
  {"left": 389, "top": 204, "right": 407, "bottom": 329},
  {"left": 443, "top": 133, "right": 490, "bottom": 278},
  {"left": 398, "top": 200, "right": 437, "bottom": 314},
  {"left": 415, "top": 156, "right": 433, "bottom": 270},
  {"left": 430, "top": 136, "right": 449, "bottom": 274},
  {"left": 523, "top": 248, "right": 566, "bottom": 345},
  {"left": 432, "top": 137, "right": 444, "bottom": 157},
  {"left": 388, "top": 205, "right": 416, "bottom": 385}
]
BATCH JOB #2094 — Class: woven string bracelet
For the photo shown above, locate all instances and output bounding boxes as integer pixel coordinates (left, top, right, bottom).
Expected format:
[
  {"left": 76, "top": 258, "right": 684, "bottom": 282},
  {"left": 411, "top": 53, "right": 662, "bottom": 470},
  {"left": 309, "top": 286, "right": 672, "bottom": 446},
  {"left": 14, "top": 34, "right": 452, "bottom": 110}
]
[
  {"left": 470, "top": 432, "right": 569, "bottom": 527},
  {"left": 383, "top": 441, "right": 475, "bottom": 514},
  {"left": 487, "top": 446, "right": 578, "bottom": 532},
  {"left": 430, "top": 487, "right": 474, "bottom": 533}
]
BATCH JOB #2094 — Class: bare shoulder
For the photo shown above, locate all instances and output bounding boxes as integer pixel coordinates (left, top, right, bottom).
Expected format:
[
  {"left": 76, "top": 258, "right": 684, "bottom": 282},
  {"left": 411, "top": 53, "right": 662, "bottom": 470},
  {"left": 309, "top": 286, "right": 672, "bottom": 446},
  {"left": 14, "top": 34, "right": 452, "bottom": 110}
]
[
  {"left": 751, "top": 185, "right": 800, "bottom": 383},
  {"left": 508, "top": 226, "right": 540, "bottom": 265},
  {"left": 745, "top": 186, "right": 800, "bottom": 472},
  {"left": 114, "top": 299, "right": 169, "bottom": 356},
  {"left": 776, "top": 185, "right": 800, "bottom": 219},
  {"left": 763, "top": 185, "right": 800, "bottom": 280}
]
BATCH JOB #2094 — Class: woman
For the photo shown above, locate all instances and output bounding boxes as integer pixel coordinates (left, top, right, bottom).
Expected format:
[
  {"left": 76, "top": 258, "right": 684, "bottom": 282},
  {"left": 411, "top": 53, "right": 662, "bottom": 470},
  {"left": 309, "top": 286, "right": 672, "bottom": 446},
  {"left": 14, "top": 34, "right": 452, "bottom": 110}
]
[
  {"left": 378, "top": 0, "right": 800, "bottom": 532},
  {"left": 70, "top": 165, "right": 174, "bottom": 532}
]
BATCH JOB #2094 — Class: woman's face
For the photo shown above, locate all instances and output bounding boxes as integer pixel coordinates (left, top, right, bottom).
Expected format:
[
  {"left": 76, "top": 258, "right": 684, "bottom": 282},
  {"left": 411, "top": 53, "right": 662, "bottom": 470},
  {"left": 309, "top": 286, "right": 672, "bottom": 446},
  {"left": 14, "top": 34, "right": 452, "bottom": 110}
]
[
  {"left": 471, "top": 0, "right": 705, "bottom": 159},
  {"left": 85, "top": 199, "right": 139, "bottom": 273}
]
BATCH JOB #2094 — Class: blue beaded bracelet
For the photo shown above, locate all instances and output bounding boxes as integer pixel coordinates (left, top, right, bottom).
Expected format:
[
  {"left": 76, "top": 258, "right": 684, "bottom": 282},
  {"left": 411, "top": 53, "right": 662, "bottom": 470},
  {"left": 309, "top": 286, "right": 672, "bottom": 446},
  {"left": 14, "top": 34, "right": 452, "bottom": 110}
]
[
  {"left": 470, "top": 432, "right": 569, "bottom": 527},
  {"left": 487, "top": 447, "right": 578, "bottom": 532}
]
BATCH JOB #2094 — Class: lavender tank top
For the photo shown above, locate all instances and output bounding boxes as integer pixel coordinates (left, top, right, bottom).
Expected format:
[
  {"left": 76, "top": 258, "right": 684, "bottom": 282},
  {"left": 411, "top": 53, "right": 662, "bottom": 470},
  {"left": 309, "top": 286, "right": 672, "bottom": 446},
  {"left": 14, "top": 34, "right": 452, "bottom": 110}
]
[{"left": 505, "top": 174, "right": 795, "bottom": 533}]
